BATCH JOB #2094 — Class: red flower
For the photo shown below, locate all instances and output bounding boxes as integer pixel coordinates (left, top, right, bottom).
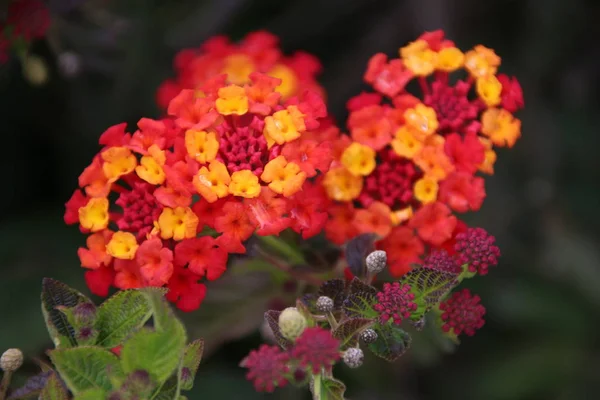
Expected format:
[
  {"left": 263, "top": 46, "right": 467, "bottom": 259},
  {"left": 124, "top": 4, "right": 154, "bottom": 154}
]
[
  {"left": 136, "top": 238, "right": 174, "bottom": 286},
  {"left": 439, "top": 289, "right": 485, "bottom": 336},
  {"left": 444, "top": 133, "right": 485, "bottom": 174},
  {"left": 497, "top": 74, "right": 524, "bottom": 113},
  {"left": 241, "top": 344, "right": 289, "bottom": 393},
  {"left": 290, "top": 327, "right": 340, "bottom": 374},
  {"left": 409, "top": 202, "right": 457, "bottom": 246},
  {"left": 364, "top": 53, "right": 412, "bottom": 98},
  {"left": 346, "top": 92, "right": 383, "bottom": 112},
  {"left": 64, "top": 190, "right": 88, "bottom": 225},
  {"left": 378, "top": 226, "right": 424, "bottom": 277},
  {"left": 84, "top": 266, "right": 115, "bottom": 297},
  {"left": 373, "top": 282, "right": 417, "bottom": 325},
  {"left": 454, "top": 227, "right": 500, "bottom": 275},
  {"left": 165, "top": 266, "right": 207, "bottom": 312},
  {"left": 325, "top": 203, "right": 358, "bottom": 245},
  {"left": 288, "top": 181, "right": 329, "bottom": 239},
  {"left": 174, "top": 236, "right": 228, "bottom": 281},
  {"left": 423, "top": 249, "right": 460, "bottom": 273},
  {"left": 438, "top": 172, "right": 486, "bottom": 213}
]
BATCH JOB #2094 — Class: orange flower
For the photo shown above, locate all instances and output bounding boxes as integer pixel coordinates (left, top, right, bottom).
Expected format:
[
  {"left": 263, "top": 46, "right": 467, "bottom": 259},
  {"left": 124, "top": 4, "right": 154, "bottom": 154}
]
[
  {"left": 184, "top": 130, "right": 219, "bottom": 164},
  {"left": 263, "top": 106, "right": 306, "bottom": 146},
  {"left": 77, "top": 230, "right": 112, "bottom": 269},
  {"left": 436, "top": 47, "right": 464, "bottom": 72},
  {"left": 157, "top": 207, "right": 199, "bottom": 241},
  {"left": 78, "top": 197, "right": 109, "bottom": 232},
  {"left": 221, "top": 54, "right": 254, "bottom": 85},
  {"left": 325, "top": 203, "right": 358, "bottom": 245},
  {"left": 476, "top": 74, "right": 502, "bottom": 107},
  {"left": 464, "top": 45, "right": 501, "bottom": 78},
  {"left": 353, "top": 201, "right": 392, "bottom": 238},
  {"left": 193, "top": 160, "right": 231, "bottom": 202},
  {"left": 403, "top": 104, "right": 439, "bottom": 138},
  {"left": 391, "top": 126, "right": 424, "bottom": 159},
  {"left": 260, "top": 156, "right": 306, "bottom": 197},
  {"left": 348, "top": 105, "right": 392, "bottom": 151},
  {"left": 136, "top": 144, "right": 166, "bottom": 185},
  {"left": 481, "top": 108, "right": 521, "bottom": 148},
  {"left": 101, "top": 147, "right": 137, "bottom": 182},
  {"left": 413, "top": 177, "right": 439, "bottom": 204},
  {"left": 230, "top": 170, "right": 261, "bottom": 198},
  {"left": 323, "top": 166, "right": 363, "bottom": 201},
  {"left": 340, "top": 142, "right": 376, "bottom": 176},
  {"left": 400, "top": 40, "right": 437, "bottom": 76},
  {"left": 414, "top": 144, "right": 454, "bottom": 181},
  {"left": 106, "top": 231, "right": 139, "bottom": 260},
  {"left": 215, "top": 85, "right": 249, "bottom": 115}
]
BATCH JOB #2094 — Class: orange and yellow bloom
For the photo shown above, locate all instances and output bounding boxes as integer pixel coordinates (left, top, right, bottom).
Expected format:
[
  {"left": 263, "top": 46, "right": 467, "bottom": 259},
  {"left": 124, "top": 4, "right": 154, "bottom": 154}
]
[{"left": 323, "top": 30, "right": 523, "bottom": 276}]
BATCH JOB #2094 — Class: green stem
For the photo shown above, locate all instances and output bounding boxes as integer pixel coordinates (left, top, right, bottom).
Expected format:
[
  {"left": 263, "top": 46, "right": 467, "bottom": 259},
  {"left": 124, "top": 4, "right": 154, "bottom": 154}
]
[
  {"left": 312, "top": 373, "right": 322, "bottom": 400},
  {"left": 257, "top": 235, "right": 306, "bottom": 265},
  {"left": 0, "top": 371, "right": 12, "bottom": 400}
]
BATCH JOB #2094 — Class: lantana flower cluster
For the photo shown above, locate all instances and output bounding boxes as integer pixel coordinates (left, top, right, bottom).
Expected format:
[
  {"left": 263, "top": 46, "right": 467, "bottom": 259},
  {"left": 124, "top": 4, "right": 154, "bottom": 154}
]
[
  {"left": 242, "top": 313, "right": 340, "bottom": 392},
  {"left": 156, "top": 31, "right": 324, "bottom": 110},
  {"left": 65, "top": 71, "right": 333, "bottom": 311},
  {"left": 0, "top": 0, "right": 50, "bottom": 63},
  {"left": 323, "top": 30, "right": 523, "bottom": 276}
]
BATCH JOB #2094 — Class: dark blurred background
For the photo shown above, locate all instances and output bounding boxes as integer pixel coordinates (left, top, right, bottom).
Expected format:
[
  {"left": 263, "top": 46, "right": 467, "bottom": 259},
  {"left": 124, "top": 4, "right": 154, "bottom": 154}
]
[{"left": 2, "top": 0, "right": 600, "bottom": 398}]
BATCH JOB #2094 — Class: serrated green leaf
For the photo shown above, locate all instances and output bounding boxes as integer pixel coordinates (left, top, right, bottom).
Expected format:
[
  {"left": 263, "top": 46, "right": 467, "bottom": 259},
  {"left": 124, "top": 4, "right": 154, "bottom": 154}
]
[
  {"left": 73, "top": 388, "right": 106, "bottom": 400},
  {"left": 368, "top": 322, "right": 412, "bottom": 362},
  {"left": 400, "top": 267, "right": 459, "bottom": 318},
  {"left": 180, "top": 339, "right": 204, "bottom": 390},
  {"left": 151, "top": 375, "right": 180, "bottom": 400},
  {"left": 114, "top": 370, "right": 156, "bottom": 399},
  {"left": 57, "top": 303, "right": 98, "bottom": 345},
  {"left": 332, "top": 318, "right": 375, "bottom": 349},
  {"left": 96, "top": 290, "right": 154, "bottom": 348},
  {"left": 263, "top": 310, "right": 293, "bottom": 349},
  {"left": 140, "top": 288, "right": 177, "bottom": 332},
  {"left": 48, "top": 346, "right": 123, "bottom": 394},
  {"left": 342, "top": 278, "right": 378, "bottom": 318},
  {"left": 39, "top": 372, "right": 68, "bottom": 400},
  {"left": 41, "top": 278, "right": 91, "bottom": 348},
  {"left": 120, "top": 327, "right": 186, "bottom": 385},
  {"left": 311, "top": 375, "right": 346, "bottom": 400}
]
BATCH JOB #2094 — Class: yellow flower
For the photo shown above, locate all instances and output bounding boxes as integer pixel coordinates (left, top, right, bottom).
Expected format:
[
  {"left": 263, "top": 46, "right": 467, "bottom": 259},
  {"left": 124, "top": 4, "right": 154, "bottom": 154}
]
[
  {"left": 215, "top": 85, "right": 249, "bottom": 115},
  {"left": 341, "top": 142, "right": 376, "bottom": 176},
  {"left": 106, "top": 231, "right": 138, "bottom": 260}
]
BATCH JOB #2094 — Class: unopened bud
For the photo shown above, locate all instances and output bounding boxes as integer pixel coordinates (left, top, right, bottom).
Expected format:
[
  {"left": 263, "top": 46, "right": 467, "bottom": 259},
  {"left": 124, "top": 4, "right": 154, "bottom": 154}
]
[
  {"left": 342, "top": 347, "right": 364, "bottom": 368},
  {"left": 366, "top": 250, "right": 387, "bottom": 274},
  {"left": 360, "top": 328, "right": 378, "bottom": 344},
  {"left": 278, "top": 307, "right": 306, "bottom": 341},
  {"left": 22, "top": 55, "right": 48, "bottom": 86},
  {"left": 58, "top": 51, "right": 81, "bottom": 78},
  {"left": 1, "top": 348, "right": 23, "bottom": 372},
  {"left": 316, "top": 296, "right": 334, "bottom": 313}
]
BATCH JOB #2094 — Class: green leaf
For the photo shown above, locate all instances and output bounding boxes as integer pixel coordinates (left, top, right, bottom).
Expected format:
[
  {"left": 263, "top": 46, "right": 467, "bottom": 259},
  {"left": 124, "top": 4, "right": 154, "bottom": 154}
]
[
  {"left": 41, "top": 278, "right": 91, "bottom": 348},
  {"left": 264, "top": 310, "right": 293, "bottom": 349},
  {"left": 39, "top": 372, "right": 69, "bottom": 400},
  {"left": 120, "top": 327, "right": 186, "bottom": 385},
  {"left": 151, "top": 374, "right": 180, "bottom": 400},
  {"left": 400, "top": 267, "right": 459, "bottom": 318},
  {"left": 342, "top": 278, "right": 378, "bottom": 319},
  {"left": 332, "top": 318, "right": 375, "bottom": 349},
  {"left": 56, "top": 303, "right": 98, "bottom": 345},
  {"left": 114, "top": 370, "right": 156, "bottom": 399},
  {"left": 96, "top": 290, "right": 154, "bottom": 348},
  {"left": 140, "top": 288, "right": 178, "bottom": 333},
  {"left": 48, "top": 346, "right": 123, "bottom": 394},
  {"left": 368, "top": 322, "right": 412, "bottom": 362},
  {"left": 180, "top": 339, "right": 204, "bottom": 390},
  {"left": 73, "top": 389, "right": 107, "bottom": 400},
  {"left": 311, "top": 375, "right": 346, "bottom": 400}
]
